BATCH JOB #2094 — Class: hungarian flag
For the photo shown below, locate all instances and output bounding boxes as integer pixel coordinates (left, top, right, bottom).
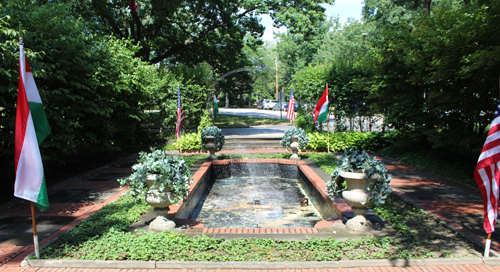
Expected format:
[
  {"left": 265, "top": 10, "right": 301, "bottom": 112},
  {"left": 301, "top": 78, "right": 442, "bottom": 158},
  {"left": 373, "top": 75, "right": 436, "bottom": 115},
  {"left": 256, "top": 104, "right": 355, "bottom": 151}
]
[
  {"left": 14, "top": 43, "right": 51, "bottom": 211},
  {"left": 474, "top": 102, "right": 500, "bottom": 234},
  {"left": 129, "top": 0, "right": 138, "bottom": 12},
  {"left": 213, "top": 95, "right": 219, "bottom": 121},
  {"left": 175, "top": 87, "right": 184, "bottom": 139},
  {"left": 314, "top": 83, "right": 328, "bottom": 123}
]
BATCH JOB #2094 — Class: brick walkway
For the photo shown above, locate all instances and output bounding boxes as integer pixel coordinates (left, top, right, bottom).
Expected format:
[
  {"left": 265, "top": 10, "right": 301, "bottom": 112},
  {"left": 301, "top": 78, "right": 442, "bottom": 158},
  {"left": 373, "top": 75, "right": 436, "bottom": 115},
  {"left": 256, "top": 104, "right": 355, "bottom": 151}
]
[{"left": 0, "top": 151, "right": 499, "bottom": 271}]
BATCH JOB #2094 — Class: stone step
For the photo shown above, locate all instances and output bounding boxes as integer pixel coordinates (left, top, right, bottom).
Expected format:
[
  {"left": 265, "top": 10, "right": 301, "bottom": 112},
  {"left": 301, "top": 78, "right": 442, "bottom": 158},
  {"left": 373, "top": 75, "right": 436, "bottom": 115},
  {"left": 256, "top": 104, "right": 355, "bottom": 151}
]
[{"left": 223, "top": 136, "right": 285, "bottom": 151}]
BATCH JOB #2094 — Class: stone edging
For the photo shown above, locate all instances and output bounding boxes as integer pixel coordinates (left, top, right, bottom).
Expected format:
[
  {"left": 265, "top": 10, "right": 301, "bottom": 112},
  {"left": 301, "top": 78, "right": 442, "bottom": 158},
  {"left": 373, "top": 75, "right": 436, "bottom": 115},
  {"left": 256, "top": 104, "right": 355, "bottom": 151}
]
[{"left": 24, "top": 257, "right": 500, "bottom": 269}]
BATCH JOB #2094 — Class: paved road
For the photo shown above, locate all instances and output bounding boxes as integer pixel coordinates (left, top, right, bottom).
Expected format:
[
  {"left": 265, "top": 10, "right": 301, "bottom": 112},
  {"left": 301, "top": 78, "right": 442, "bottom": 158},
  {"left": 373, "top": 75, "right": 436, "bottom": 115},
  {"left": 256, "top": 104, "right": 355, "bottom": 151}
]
[
  {"left": 220, "top": 108, "right": 385, "bottom": 132},
  {"left": 220, "top": 108, "right": 292, "bottom": 120}
]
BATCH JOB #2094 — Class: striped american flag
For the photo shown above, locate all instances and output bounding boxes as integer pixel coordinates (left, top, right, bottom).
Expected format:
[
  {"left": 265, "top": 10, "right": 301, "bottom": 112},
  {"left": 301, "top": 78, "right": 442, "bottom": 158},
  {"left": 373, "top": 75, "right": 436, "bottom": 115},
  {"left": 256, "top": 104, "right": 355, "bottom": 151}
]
[
  {"left": 286, "top": 89, "right": 295, "bottom": 123},
  {"left": 474, "top": 102, "right": 500, "bottom": 234},
  {"left": 175, "top": 88, "right": 184, "bottom": 139}
]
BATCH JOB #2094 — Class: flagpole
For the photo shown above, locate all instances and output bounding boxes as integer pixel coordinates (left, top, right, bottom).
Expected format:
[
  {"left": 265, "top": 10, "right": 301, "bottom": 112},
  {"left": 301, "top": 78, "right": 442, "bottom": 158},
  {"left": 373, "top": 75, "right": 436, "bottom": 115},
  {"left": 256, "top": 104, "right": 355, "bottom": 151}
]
[
  {"left": 19, "top": 27, "right": 40, "bottom": 259},
  {"left": 31, "top": 202, "right": 40, "bottom": 258},
  {"left": 213, "top": 87, "right": 216, "bottom": 126},
  {"left": 178, "top": 84, "right": 182, "bottom": 154},
  {"left": 326, "top": 83, "right": 330, "bottom": 153}
]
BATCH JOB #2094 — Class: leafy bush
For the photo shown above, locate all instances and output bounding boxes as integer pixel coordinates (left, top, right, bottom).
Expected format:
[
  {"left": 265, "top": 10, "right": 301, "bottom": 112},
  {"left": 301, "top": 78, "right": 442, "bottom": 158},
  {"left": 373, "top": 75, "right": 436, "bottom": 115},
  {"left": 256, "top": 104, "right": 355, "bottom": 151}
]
[
  {"left": 304, "top": 131, "right": 400, "bottom": 152},
  {"left": 294, "top": 109, "right": 321, "bottom": 133},
  {"left": 280, "top": 126, "right": 310, "bottom": 151},
  {"left": 306, "top": 132, "right": 329, "bottom": 150},
  {"left": 174, "top": 133, "right": 202, "bottom": 151},
  {"left": 197, "top": 110, "right": 213, "bottom": 133},
  {"left": 201, "top": 126, "right": 225, "bottom": 151}
]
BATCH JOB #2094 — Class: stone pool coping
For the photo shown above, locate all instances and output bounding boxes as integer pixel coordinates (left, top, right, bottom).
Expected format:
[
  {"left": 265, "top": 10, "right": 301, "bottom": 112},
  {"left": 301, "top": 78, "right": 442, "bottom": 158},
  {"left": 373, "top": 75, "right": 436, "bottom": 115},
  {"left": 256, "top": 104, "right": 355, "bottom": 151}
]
[
  {"left": 23, "top": 256, "right": 500, "bottom": 269},
  {"left": 171, "top": 158, "right": 353, "bottom": 232}
]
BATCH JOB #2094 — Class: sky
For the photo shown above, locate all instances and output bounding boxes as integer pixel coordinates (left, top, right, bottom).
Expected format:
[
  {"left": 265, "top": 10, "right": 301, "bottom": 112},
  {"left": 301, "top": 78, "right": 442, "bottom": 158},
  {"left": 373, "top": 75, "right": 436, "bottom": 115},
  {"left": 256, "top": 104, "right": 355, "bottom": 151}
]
[{"left": 260, "top": 0, "right": 364, "bottom": 42}]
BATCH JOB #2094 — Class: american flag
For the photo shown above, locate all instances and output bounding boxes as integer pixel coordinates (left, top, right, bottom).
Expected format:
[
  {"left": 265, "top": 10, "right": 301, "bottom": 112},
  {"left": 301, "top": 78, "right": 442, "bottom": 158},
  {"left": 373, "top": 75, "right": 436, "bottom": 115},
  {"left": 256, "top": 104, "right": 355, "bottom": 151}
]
[
  {"left": 474, "top": 102, "right": 500, "bottom": 234},
  {"left": 175, "top": 88, "right": 184, "bottom": 139},
  {"left": 286, "top": 89, "right": 295, "bottom": 123}
]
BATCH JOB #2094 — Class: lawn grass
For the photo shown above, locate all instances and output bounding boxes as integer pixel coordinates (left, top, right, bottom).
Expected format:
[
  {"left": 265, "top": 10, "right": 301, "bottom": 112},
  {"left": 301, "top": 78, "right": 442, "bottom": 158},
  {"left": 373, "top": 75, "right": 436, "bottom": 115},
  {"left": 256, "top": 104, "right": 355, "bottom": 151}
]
[
  {"left": 215, "top": 114, "right": 289, "bottom": 128},
  {"left": 38, "top": 152, "right": 482, "bottom": 261},
  {"left": 142, "top": 111, "right": 289, "bottom": 131}
]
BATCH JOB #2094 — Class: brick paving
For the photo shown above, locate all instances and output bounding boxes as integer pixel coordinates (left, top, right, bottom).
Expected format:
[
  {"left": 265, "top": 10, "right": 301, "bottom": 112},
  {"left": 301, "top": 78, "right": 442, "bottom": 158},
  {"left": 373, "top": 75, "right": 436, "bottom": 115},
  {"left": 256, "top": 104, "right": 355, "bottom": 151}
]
[{"left": 0, "top": 151, "right": 499, "bottom": 271}]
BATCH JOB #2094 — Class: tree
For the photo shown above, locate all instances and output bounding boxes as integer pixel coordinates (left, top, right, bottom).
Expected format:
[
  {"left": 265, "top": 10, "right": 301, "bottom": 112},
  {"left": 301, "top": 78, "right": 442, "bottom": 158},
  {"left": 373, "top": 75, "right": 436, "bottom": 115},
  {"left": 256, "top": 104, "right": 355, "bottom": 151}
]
[
  {"left": 58, "top": 0, "right": 332, "bottom": 66},
  {"left": 0, "top": 1, "right": 158, "bottom": 162}
]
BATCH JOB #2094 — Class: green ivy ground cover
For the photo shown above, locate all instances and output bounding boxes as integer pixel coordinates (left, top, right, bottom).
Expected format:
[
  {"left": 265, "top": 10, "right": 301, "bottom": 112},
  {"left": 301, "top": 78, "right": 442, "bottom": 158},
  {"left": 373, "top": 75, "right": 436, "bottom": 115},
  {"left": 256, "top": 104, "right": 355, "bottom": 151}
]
[{"left": 38, "top": 153, "right": 482, "bottom": 261}]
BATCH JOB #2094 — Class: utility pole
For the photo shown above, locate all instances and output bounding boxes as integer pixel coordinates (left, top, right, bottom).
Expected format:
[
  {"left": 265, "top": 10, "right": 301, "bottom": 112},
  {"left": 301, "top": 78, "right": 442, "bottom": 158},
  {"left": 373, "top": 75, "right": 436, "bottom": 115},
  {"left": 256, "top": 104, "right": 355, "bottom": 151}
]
[{"left": 275, "top": 56, "right": 278, "bottom": 100}]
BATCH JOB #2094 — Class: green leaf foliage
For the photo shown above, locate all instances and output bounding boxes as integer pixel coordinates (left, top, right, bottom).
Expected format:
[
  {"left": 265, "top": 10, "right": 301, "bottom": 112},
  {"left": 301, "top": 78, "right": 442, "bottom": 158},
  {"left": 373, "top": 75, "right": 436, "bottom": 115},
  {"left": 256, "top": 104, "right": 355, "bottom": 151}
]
[
  {"left": 118, "top": 149, "right": 192, "bottom": 204},
  {"left": 280, "top": 126, "right": 310, "bottom": 151},
  {"left": 200, "top": 126, "right": 225, "bottom": 151}
]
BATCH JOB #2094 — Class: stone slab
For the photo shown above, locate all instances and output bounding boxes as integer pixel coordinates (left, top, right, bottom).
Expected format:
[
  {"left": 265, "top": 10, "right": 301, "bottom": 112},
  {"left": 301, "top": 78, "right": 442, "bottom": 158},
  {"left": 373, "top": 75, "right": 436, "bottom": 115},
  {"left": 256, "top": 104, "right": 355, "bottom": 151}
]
[{"left": 26, "top": 259, "right": 156, "bottom": 268}]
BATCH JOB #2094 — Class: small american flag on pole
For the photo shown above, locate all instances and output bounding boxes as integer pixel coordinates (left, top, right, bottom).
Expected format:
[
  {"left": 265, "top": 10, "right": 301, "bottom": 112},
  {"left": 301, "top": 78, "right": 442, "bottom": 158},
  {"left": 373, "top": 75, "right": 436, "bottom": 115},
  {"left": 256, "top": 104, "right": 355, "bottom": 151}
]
[
  {"left": 474, "top": 102, "right": 500, "bottom": 234},
  {"left": 286, "top": 89, "right": 295, "bottom": 123},
  {"left": 175, "top": 87, "right": 184, "bottom": 139}
]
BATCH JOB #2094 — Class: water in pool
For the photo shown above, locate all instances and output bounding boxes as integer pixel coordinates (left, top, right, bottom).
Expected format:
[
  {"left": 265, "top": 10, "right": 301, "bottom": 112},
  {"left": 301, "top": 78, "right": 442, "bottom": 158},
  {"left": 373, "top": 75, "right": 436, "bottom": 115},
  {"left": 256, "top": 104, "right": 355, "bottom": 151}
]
[{"left": 191, "top": 176, "right": 324, "bottom": 228}]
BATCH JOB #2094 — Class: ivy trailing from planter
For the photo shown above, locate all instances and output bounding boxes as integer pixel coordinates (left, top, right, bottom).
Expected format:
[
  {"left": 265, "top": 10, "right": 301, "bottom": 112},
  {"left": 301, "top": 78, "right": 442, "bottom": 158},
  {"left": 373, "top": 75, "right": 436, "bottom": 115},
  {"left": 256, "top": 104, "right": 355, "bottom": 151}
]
[
  {"left": 118, "top": 149, "right": 192, "bottom": 204},
  {"left": 200, "top": 126, "right": 225, "bottom": 151},
  {"left": 280, "top": 126, "right": 310, "bottom": 151},
  {"left": 326, "top": 149, "right": 392, "bottom": 206}
]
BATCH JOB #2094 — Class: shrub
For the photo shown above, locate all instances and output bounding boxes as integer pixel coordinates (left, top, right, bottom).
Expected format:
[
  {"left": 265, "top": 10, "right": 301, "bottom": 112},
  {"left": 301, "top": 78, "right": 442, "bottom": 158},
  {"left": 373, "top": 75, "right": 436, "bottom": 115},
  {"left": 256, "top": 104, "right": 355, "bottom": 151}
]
[{"left": 174, "top": 133, "right": 202, "bottom": 151}]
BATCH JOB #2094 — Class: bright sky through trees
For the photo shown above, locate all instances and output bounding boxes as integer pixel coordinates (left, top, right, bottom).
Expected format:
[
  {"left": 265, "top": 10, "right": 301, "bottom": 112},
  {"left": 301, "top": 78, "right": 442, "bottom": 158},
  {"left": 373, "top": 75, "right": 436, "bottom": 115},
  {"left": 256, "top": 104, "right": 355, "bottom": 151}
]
[{"left": 260, "top": 0, "right": 364, "bottom": 41}]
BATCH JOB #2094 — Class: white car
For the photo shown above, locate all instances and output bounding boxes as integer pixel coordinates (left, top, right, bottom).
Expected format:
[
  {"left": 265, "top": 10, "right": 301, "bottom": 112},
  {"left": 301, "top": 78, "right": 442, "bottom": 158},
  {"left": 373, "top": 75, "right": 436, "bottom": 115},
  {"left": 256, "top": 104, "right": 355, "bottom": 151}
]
[{"left": 263, "top": 100, "right": 279, "bottom": 110}]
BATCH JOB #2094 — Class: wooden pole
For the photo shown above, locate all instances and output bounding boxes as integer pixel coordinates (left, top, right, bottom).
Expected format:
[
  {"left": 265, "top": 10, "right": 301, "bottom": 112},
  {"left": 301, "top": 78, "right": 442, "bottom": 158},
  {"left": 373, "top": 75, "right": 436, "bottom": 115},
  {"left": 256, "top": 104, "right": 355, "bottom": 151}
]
[
  {"left": 276, "top": 57, "right": 278, "bottom": 100},
  {"left": 31, "top": 202, "right": 40, "bottom": 258},
  {"left": 178, "top": 84, "right": 182, "bottom": 153},
  {"left": 327, "top": 83, "right": 330, "bottom": 153}
]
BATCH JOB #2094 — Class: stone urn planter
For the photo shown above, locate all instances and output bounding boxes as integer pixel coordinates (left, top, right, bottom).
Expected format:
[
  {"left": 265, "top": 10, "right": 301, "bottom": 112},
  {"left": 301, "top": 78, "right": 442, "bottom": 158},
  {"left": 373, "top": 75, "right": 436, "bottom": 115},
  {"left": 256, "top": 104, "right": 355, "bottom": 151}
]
[
  {"left": 145, "top": 175, "right": 176, "bottom": 231},
  {"left": 340, "top": 170, "right": 379, "bottom": 217},
  {"left": 327, "top": 149, "right": 392, "bottom": 232},
  {"left": 203, "top": 136, "right": 218, "bottom": 161},
  {"left": 280, "top": 127, "right": 310, "bottom": 160},
  {"left": 201, "top": 126, "right": 224, "bottom": 161},
  {"left": 340, "top": 170, "right": 379, "bottom": 231},
  {"left": 118, "top": 150, "right": 192, "bottom": 232},
  {"left": 289, "top": 136, "right": 300, "bottom": 160}
]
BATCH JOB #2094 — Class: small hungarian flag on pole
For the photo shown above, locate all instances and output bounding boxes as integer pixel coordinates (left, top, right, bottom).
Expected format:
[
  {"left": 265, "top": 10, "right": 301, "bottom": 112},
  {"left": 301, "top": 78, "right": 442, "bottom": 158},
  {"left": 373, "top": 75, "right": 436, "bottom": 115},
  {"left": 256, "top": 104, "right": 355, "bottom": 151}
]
[
  {"left": 286, "top": 88, "right": 296, "bottom": 123},
  {"left": 475, "top": 101, "right": 500, "bottom": 257},
  {"left": 15, "top": 41, "right": 51, "bottom": 212},
  {"left": 314, "top": 83, "right": 328, "bottom": 123},
  {"left": 175, "top": 87, "right": 184, "bottom": 139},
  {"left": 15, "top": 38, "right": 51, "bottom": 259},
  {"left": 213, "top": 95, "right": 219, "bottom": 121}
]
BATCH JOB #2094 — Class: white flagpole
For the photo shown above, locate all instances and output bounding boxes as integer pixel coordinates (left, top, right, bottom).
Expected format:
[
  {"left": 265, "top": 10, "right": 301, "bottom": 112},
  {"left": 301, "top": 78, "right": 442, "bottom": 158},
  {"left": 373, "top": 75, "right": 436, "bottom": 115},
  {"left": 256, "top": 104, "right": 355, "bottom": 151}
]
[
  {"left": 31, "top": 202, "right": 40, "bottom": 258},
  {"left": 485, "top": 233, "right": 492, "bottom": 257}
]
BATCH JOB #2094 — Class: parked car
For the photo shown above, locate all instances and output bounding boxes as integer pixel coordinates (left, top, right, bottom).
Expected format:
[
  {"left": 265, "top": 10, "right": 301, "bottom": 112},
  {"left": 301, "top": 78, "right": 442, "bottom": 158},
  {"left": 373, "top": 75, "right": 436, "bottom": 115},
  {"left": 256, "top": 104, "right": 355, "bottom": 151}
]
[
  {"left": 256, "top": 99, "right": 264, "bottom": 109},
  {"left": 263, "top": 100, "right": 279, "bottom": 110},
  {"left": 272, "top": 102, "right": 288, "bottom": 111},
  {"left": 257, "top": 99, "right": 269, "bottom": 109}
]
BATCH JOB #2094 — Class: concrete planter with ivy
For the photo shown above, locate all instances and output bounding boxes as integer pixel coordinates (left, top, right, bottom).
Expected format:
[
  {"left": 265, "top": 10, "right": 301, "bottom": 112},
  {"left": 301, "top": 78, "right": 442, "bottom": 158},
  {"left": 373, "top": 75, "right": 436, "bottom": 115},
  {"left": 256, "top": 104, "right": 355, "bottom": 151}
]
[
  {"left": 201, "top": 126, "right": 225, "bottom": 160},
  {"left": 119, "top": 149, "right": 192, "bottom": 231},
  {"left": 326, "top": 149, "right": 392, "bottom": 231},
  {"left": 280, "top": 126, "right": 310, "bottom": 160}
]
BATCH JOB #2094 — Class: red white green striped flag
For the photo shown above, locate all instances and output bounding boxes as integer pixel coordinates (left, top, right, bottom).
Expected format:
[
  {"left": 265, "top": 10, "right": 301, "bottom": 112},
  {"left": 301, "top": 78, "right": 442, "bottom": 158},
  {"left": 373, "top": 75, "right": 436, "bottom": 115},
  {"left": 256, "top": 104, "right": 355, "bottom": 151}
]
[
  {"left": 314, "top": 83, "right": 329, "bottom": 123},
  {"left": 14, "top": 43, "right": 51, "bottom": 211}
]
